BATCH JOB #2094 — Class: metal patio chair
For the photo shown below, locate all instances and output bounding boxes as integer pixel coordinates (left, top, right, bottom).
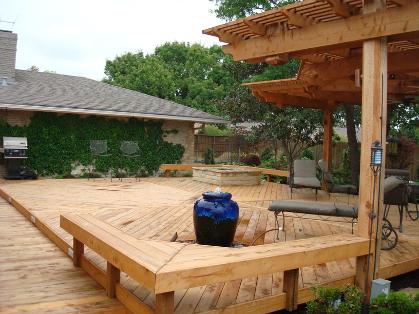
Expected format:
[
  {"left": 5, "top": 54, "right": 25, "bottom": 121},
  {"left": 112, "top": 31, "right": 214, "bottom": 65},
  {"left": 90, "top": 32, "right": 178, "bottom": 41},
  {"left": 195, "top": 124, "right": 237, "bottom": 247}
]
[
  {"left": 289, "top": 159, "right": 321, "bottom": 200},
  {"left": 318, "top": 159, "right": 358, "bottom": 203},
  {"left": 120, "top": 141, "right": 140, "bottom": 181},
  {"left": 89, "top": 140, "right": 112, "bottom": 181}
]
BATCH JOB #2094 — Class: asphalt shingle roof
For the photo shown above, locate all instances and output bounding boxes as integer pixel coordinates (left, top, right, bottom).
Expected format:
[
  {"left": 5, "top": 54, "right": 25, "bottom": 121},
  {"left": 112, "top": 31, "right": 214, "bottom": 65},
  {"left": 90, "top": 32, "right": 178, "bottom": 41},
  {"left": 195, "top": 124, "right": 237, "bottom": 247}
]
[{"left": 0, "top": 70, "right": 226, "bottom": 124}]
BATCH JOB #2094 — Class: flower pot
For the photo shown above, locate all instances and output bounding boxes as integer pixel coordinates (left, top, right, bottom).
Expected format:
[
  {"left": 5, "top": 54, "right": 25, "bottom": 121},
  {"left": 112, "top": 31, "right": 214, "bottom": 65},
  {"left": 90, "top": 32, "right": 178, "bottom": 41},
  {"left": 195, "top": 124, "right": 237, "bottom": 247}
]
[{"left": 193, "top": 191, "right": 239, "bottom": 247}]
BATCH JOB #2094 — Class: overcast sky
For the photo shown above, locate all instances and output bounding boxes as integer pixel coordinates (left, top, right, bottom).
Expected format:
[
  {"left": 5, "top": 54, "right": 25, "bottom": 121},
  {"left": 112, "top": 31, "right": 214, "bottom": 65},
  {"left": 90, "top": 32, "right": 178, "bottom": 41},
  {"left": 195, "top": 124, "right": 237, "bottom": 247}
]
[{"left": 1, "top": 0, "right": 223, "bottom": 80}]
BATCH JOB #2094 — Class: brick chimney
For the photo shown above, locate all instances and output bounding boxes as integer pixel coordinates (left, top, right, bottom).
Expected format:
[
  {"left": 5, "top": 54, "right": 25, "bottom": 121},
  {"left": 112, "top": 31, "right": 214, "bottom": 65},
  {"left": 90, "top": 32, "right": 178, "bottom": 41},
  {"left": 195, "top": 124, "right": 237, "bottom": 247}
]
[{"left": 0, "top": 30, "right": 17, "bottom": 84}]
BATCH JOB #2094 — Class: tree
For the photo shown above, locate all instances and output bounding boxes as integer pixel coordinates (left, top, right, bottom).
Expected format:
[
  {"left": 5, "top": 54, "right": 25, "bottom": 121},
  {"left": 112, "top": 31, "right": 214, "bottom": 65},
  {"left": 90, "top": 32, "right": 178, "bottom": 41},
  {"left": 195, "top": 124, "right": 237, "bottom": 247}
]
[
  {"left": 104, "top": 52, "right": 176, "bottom": 100},
  {"left": 210, "top": 0, "right": 295, "bottom": 21},
  {"left": 104, "top": 43, "right": 239, "bottom": 115}
]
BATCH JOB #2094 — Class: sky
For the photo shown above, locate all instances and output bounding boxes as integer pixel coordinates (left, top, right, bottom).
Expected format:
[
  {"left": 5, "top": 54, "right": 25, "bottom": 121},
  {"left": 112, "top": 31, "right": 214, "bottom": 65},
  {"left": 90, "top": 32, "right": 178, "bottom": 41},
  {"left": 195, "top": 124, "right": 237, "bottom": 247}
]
[{"left": 0, "top": 0, "right": 224, "bottom": 80}]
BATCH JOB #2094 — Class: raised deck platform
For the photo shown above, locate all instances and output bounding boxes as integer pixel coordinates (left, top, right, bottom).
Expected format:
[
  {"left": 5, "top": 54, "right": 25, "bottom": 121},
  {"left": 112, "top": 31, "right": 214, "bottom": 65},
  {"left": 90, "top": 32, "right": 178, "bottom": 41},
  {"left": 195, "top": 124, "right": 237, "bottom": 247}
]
[{"left": 0, "top": 178, "right": 418, "bottom": 313}]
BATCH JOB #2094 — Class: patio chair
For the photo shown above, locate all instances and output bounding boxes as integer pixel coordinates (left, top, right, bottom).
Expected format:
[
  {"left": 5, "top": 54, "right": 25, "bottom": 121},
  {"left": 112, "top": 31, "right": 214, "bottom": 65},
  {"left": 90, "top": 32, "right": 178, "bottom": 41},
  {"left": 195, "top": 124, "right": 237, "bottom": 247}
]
[
  {"left": 318, "top": 159, "right": 358, "bottom": 203},
  {"left": 89, "top": 140, "right": 112, "bottom": 181},
  {"left": 120, "top": 141, "right": 140, "bottom": 181},
  {"left": 383, "top": 176, "right": 409, "bottom": 233},
  {"left": 289, "top": 159, "right": 321, "bottom": 200}
]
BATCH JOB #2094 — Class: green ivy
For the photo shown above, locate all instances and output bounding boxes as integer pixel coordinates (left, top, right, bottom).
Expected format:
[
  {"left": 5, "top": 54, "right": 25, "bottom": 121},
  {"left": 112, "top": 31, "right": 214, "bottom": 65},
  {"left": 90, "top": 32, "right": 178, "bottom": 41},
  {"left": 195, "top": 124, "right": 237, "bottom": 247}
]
[{"left": 0, "top": 113, "right": 184, "bottom": 176}]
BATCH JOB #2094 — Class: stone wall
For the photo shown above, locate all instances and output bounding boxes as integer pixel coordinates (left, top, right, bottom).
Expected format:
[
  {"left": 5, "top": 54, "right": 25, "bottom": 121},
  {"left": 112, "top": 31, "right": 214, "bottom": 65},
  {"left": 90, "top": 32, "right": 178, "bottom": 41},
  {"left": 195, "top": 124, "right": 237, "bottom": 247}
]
[{"left": 162, "top": 120, "right": 195, "bottom": 163}]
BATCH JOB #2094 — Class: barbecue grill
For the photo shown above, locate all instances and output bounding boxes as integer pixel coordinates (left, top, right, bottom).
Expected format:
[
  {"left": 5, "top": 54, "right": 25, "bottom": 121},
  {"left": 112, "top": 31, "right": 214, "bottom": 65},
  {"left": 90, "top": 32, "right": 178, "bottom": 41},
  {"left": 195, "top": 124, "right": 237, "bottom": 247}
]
[{"left": 2, "top": 137, "right": 37, "bottom": 179}]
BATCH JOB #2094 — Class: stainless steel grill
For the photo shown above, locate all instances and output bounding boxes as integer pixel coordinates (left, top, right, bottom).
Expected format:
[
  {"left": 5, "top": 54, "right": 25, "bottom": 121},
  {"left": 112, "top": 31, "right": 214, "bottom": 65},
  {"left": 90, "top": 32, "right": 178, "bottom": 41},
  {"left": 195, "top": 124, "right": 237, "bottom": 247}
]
[
  {"left": 3, "top": 137, "right": 28, "bottom": 159},
  {"left": 2, "top": 136, "right": 36, "bottom": 179}
]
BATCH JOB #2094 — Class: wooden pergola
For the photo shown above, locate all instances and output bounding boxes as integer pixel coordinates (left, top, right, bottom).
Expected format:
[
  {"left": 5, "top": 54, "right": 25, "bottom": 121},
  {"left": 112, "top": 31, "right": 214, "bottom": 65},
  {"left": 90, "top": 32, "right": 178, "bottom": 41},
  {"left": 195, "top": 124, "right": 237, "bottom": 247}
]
[{"left": 203, "top": 0, "right": 419, "bottom": 300}]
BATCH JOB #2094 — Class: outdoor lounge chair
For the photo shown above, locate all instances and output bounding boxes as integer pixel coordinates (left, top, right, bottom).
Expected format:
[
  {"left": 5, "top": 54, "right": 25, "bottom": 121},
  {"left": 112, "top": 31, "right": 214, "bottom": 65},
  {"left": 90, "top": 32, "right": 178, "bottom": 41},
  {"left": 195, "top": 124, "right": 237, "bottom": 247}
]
[
  {"left": 269, "top": 200, "right": 358, "bottom": 233},
  {"left": 289, "top": 159, "right": 321, "bottom": 200},
  {"left": 318, "top": 159, "right": 358, "bottom": 201},
  {"left": 383, "top": 176, "right": 409, "bottom": 232},
  {"left": 268, "top": 177, "right": 406, "bottom": 250}
]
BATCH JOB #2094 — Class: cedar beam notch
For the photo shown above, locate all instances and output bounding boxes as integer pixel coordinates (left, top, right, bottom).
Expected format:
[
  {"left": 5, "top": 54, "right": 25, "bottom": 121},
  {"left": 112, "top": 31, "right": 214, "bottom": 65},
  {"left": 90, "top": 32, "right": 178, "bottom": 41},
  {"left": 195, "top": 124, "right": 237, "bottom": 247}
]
[
  {"left": 215, "top": 30, "right": 242, "bottom": 45},
  {"left": 243, "top": 19, "right": 267, "bottom": 36},
  {"left": 222, "top": 3, "right": 419, "bottom": 61},
  {"left": 322, "top": 0, "right": 353, "bottom": 17},
  {"left": 265, "top": 54, "right": 289, "bottom": 65},
  {"left": 282, "top": 9, "right": 313, "bottom": 28}
]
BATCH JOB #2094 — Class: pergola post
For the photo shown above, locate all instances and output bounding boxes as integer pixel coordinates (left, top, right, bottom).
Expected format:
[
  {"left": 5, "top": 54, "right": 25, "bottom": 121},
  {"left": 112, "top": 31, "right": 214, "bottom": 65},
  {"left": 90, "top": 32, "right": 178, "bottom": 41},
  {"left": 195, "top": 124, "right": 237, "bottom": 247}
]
[
  {"left": 355, "top": 0, "right": 388, "bottom": 301},
  {"left": 322, "top": 108, "right": 333, "bottom": 173}
]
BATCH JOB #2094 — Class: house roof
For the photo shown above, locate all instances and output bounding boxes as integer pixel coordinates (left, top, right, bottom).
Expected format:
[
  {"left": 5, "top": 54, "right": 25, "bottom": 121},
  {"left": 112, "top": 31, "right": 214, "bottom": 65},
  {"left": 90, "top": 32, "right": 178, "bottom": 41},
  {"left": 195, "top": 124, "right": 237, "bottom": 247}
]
[{"left": 0, "top": 70, "right": 227, "bottom": 124}]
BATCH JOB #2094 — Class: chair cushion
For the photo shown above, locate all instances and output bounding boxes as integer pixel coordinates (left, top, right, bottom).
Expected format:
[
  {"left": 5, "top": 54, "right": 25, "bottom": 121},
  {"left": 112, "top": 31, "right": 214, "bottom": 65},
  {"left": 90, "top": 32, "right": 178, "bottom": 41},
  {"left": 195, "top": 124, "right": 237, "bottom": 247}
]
[
  {"left": 269, "top": 200, "right": 336, "bottom": 215},
  {"left": 293, "top": 176, "right": 321, "bottom": 188},
  {"left": 293, "top": 160, "right": 317, "bottom": 178},
  {"left": 330, "top": 184, "right": 358, "bottom": 195},
  {"left": 384, "top": 176, "right": 404, "bottom": 194},
  {"left": 335, "top": 203, "right": 358, "bottom": 218}
]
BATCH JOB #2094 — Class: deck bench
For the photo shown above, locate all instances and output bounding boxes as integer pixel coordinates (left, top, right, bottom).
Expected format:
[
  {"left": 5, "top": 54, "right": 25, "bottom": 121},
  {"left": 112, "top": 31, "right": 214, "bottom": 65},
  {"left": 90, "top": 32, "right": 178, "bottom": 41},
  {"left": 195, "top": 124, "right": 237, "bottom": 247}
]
[
  {"left": 61, "top": 213, "right": 369, "bottom": 313},
  {"left": 159, "top": 163, "right": 289, "bottom": 179},
  {"left": 269, "top": 200, "right": 358, "bottom": 233}
]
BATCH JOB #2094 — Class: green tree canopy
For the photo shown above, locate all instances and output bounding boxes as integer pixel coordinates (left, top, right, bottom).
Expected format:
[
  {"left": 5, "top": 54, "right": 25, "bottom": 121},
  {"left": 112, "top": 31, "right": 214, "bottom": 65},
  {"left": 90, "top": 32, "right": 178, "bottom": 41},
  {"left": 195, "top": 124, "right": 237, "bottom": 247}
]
[
  {"left": 104, "top": 43, "right": 242, "bottom": 115},
  {"left": 210, "top": 0, "right": 295, "bottom": 21}
]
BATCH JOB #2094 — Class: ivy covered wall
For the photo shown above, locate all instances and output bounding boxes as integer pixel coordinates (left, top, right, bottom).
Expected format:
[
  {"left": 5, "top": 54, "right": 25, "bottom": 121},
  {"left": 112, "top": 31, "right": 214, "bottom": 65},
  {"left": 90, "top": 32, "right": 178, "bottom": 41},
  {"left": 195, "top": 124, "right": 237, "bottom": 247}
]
[{"left": 0, "top": 112, "right": 185, "bottom": 176}]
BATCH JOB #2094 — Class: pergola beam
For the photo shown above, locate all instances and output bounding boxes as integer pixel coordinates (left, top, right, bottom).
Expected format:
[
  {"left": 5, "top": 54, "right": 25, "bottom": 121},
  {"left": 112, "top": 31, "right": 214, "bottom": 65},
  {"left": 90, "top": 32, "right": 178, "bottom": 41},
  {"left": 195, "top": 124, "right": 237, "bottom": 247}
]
[{"left": 223, "top": 3, "right": 419, "bottom": 61}]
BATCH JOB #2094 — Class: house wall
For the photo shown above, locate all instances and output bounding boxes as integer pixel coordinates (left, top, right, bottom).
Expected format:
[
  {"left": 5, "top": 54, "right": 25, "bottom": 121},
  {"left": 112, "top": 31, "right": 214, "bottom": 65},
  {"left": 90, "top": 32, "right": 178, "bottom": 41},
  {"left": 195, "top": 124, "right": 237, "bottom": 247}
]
[
  {"left": 162, "top": 120, "right": 195, "bottom": 163},
  {"left": 0, "top": 109, "right": 33, "bottom": 127},
  {"left": 0, "top": 110, "right": 195, "bottom": 163}
]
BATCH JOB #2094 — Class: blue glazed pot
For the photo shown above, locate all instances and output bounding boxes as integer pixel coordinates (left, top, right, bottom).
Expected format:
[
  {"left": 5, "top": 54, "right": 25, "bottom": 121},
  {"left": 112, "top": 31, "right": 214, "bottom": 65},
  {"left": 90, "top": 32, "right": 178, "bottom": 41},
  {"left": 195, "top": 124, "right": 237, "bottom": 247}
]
[{"left": 193, "top": 191, "right": 239, "bottom": 247}]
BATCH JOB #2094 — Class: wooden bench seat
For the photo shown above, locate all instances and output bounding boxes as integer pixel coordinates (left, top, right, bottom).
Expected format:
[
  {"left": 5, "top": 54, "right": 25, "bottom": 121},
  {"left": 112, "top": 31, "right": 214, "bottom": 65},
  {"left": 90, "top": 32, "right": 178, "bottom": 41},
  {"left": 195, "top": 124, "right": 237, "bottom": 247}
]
[
  {"left": 159, "top": 163, "right": 289, "bottom": 179},
  {"left": 61, "top": 213, "right": 369, "bottom": 313}
]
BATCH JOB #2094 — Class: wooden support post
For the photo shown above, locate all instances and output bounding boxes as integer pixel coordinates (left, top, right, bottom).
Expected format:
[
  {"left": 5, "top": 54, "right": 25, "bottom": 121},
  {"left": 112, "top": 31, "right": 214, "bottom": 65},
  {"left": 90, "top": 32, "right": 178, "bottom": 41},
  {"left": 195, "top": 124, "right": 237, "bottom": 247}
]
[
  {"left": 155, "top": 292, "right": 174, "bottom": 314},
  {"left": 106, "top": 261, "right": 120, "bottom": 298},
  {"left": 283, "top": 268, "right": 299, "bottom": 311},
  {"left": 322, "top": 108, "right": 333, "bottom": 172},
  {"left": 73, "top": 238, "right": 84, "bottom": 267},
  {"left": 164, "top": 170, "right": 171, "bottom": 177},
  {"left": 355, "top": 0, "right": 387, "bottom": 301}
]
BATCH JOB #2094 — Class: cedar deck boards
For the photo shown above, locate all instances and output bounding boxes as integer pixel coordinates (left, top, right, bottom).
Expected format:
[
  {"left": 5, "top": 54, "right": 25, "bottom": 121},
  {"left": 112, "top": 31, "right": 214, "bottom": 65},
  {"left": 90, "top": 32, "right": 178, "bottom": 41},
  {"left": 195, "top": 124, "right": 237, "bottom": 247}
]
[
  {"left": 0, "top": 178, "right": 418, "bottom": 313},
  {"left": 0, "top": 197, "right": 126, "bottom": 314}
]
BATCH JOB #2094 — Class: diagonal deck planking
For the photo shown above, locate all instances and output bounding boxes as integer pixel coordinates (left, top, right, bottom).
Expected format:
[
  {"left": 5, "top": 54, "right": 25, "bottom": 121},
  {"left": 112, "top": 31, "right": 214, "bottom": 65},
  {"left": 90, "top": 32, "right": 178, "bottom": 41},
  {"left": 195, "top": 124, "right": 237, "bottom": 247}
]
[
  {"left": 0, "top": 177, "right": 418, "bottom": 313},
  {"left": 0, "top": 197, "right": 126, "bottom": 314}
]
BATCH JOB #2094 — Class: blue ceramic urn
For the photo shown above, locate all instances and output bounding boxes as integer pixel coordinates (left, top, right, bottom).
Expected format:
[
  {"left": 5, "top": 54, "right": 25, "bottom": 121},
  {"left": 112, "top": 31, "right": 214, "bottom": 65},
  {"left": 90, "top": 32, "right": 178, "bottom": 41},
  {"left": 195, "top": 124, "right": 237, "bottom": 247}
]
[{"left": 193, "top": 191, "right": 239, "bottom": 247}]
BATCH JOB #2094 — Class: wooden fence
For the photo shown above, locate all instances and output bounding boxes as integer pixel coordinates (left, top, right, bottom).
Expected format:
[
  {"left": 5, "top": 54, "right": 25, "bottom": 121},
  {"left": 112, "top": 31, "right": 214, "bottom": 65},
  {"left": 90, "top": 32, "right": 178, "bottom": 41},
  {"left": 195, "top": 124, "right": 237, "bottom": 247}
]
[{"left": 194, "top": 135, "right": 418, "bottom": 180}]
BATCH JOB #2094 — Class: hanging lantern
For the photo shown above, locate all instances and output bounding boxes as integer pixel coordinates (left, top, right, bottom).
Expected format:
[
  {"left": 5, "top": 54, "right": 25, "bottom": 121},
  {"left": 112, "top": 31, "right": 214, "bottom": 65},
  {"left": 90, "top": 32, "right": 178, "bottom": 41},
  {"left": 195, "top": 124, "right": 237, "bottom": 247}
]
[{"left": 370, "top": 140, "right": 383, "bottom": 171}]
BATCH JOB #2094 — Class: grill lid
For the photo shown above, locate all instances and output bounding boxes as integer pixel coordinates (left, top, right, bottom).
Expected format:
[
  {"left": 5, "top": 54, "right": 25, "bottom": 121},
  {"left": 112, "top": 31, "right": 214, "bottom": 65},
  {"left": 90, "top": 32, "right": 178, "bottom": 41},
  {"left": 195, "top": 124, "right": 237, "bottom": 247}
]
[{"left": 3, "top": 137, "right": 28, "bottom": 149}]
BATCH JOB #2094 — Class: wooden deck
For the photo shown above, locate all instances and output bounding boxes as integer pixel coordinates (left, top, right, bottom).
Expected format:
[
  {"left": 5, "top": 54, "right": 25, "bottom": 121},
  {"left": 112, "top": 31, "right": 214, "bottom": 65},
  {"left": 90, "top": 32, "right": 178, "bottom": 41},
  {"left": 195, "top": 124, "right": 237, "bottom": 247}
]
[
  {"left": 0, "top": 178, "right": 418, "bottom": 313},
  {"left": 0, "top": 197, "right": 126, "bottom": 314}
]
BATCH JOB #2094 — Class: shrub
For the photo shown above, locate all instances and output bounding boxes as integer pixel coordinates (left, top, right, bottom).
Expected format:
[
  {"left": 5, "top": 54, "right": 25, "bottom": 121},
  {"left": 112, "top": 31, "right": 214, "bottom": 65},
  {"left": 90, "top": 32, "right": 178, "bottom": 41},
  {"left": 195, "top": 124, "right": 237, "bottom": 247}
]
[
  {"left": 306, "top": 285, "right": 364, "bottom": 314},
  {"left": 301, "top": 148, "right": 314, "bottom": 160},
  {"left": 260, "top": 146, "right": 275, "bottom": 162},
  {"left": 370, "top": 291, "right": 419, "bottom": 314},
  {"left": 240, "top": 154, "right": 261, "bottom": 166},
  {"left": 204, "top": 148, "right": 215, "bottom": 164}
]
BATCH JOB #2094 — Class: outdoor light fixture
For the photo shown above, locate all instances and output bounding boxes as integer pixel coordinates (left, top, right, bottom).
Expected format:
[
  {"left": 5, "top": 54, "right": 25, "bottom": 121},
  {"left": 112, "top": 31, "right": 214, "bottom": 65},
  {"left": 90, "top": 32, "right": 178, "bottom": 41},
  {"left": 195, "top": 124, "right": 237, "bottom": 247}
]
[{"left": 370, "top": 140, "right": 383, "bottom": 173}]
